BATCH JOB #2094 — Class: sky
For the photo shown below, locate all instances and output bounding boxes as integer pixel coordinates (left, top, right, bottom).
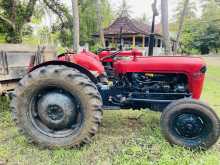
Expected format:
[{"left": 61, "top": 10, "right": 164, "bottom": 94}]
[
  {"left": 44, "top": 0, "right": 201, "bottom": 26},
  {"left": 109, "top": 0, "right": 178, "bottom": 19},
  {"left": 62, "top": 0, "right": 184, "bottom": 19},
  {"left": 109, "top": 0, "right": 202, "bottom": 21}
]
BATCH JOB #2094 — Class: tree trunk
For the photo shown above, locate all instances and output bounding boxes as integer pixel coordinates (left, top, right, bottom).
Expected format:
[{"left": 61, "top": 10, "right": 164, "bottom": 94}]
[
  {"left": 161, "top": 0, "right": 171, "bottom": 54},
  {"left": 96, "top": 0, "right": 106, "bottom": 48},
  {"left": 174, "top": 0, "right": 189, "bottom": 55},
  {"left": 11, "top": 0, "right": 16, "bottom": 23},
  {"left": 71, "top": 0, "right": 80, "bottom": 53}
]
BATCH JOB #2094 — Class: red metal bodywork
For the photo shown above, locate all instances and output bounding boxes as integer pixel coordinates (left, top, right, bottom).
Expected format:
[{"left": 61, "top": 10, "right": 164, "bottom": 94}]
[
  {"left": 58, "top": 51, "right": 105, "bottom": 75},
  {"left": 56, "top": 50, "right": 205, "bottom": 100}
]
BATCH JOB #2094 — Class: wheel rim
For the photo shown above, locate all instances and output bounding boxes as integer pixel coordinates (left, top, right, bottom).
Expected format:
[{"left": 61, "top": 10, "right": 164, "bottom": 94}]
[
  {"left": 29, "top": 86, "right": 83, "bottom": 138},
  {"left": 173, "top": 113, "right": 206, "bottom": 139}
]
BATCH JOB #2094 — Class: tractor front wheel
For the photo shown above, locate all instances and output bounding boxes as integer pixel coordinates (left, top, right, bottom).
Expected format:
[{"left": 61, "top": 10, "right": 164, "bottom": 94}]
[
  {"left": 160, "top": 99, "right": 220, "bottom": 150},
  {"left": 11, "top": 65, "right": 103, "bottom": 149}
]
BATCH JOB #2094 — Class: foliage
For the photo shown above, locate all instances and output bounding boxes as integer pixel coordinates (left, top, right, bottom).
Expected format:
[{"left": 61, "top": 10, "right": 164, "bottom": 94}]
[
  {"left": 0, "top": 0, "right": 112, "bottom": 48},
  {"left": 198, "top": 0, "right": 220, "bottom": 54},
  {"left": 0, "top": 0, "right": 72, "bottom": 44},
  {"left": 52, "top": 0, "right": 113, "bottom": 48},
  {"left": 194, "top": 23, "right": 220, "bottom": 54},
  {"left": 90, "top": 43, "right": 103, "bottom": 53},
  {"left": 0, "top": 0, "right": 37, "bottom": 43},
  {"left": 173, "top": 0, "right": 197, "bottom": 21},
  {"left": 179, "top": 20, "right": 202, "bottom": 54},
  {"left": 172, "top": 0, "right": 220, "bottom": 54}
]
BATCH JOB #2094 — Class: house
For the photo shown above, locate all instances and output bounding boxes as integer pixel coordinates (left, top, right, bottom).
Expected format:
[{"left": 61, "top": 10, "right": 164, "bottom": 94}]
[{"left": 94, "top": 13, "right": 176, "bottom": 56}]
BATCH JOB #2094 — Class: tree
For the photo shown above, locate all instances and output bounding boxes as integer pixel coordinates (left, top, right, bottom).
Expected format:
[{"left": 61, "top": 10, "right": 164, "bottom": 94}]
[
  {"left": 71, "top": 0, "right": 80, "bottom": 52},
  {"left": 196, "top": 0, "right": 220, "bottom": 54},
  {"left": 52, "top": 0, "right": 112, "bottom": 48},
  {"left": 172, "top": 0, "right": 197, "bottom": 54},
  {"left": 174, "top": 0, "right": 189, "bottom": 54},
  {"left": 174, "top": 0, "right": 197, "bottom": 21},
  {"left": 179, "top": 21, "right": 202, "bottom": 54},
  {"left": 0, "top": 0, "right": 37, "bottom": 43},
  {"left": 178, "top": 0, "right": 220, "bottom": 55},
  {"left": 161, "top": 0, "right": 171, "bottom": 54},
  {"left": 96, "top": 0, "right": 105, "bottom": 47},
  {"left": 0, "top": 0, "right": 72, "bottom": 43},
  {"left": 170, "top": 0, "right": 197, "bottom": 32},
  {"left": 195, "top": 24, "right": 220, "bottom": 54}
]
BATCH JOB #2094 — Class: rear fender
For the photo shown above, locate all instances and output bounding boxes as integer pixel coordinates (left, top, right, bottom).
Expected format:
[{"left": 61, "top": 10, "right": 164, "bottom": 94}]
[{"left": 29, "top": 60, "right": 98, "bottom": 83}]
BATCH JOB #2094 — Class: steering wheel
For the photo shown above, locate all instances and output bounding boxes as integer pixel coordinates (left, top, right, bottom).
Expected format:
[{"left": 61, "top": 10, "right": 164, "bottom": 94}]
[
  {"left": 97, "top": 48, "right": 111, "bottom": 54},
  {"left": 101, "top": 50, "right": 121, "bottom": 61}
]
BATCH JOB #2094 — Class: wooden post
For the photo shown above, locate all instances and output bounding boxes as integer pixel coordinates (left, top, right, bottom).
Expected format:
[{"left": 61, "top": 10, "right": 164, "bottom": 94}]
[
  {"left": 132, "top": 35, "right": 136, "bottom": 48},
  {"left": 142, "top": 35, "right": 145, "bottom": 48},
  {"left": 112, "top": 37, "right": 115, "bottom": 48},
  {"left": 155, "top": 38, "right": 157, "bottom": 47}
]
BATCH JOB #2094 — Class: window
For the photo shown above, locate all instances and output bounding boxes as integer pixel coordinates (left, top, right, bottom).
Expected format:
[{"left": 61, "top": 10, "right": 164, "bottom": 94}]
[
  {"left": 135, "top": 37, "right": 143, "bottom": 47},
  {"left": 145, "top": 37, "right": 149, "bottom": 47}
]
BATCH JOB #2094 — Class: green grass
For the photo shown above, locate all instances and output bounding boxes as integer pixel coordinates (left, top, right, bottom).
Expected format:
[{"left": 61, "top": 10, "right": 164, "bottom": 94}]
[{"left": 0, "top": 57, "right": 220, "bottom": 165}]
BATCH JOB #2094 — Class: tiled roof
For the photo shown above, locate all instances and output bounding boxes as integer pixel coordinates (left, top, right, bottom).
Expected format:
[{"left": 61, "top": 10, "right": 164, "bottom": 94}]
[{"left": 94, "top": 15, "right": 161, "bottom": 36}]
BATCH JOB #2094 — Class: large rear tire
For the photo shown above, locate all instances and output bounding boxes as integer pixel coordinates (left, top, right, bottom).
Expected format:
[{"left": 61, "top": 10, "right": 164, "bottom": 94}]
[
  {"left": 160, "top": 99, "right": 220, "bottom": 150},
  {"left": 11, "top": 65, "right": 103, "bottom": 149}
]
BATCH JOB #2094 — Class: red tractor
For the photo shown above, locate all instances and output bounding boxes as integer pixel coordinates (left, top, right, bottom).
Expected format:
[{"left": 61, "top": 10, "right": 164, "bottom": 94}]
[{"left": 10, "top": 49, "right": 220, "bottom": 150}]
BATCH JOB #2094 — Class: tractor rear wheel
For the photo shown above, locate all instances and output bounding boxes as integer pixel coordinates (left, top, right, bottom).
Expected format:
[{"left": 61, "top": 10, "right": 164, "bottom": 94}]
[
  {"left": 160, "top": 99, "right": 220, "bottom": 150},
  {"left": 11, "top": 65, "right": 103, "bottom": 149}
]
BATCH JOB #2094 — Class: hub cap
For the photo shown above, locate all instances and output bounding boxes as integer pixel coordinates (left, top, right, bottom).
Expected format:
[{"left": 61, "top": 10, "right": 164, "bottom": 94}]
[
  {"left": 29, "top": 87, "right": 83, "bottom": 138},
  {"left": 174, "top": 113, "right": 205, "bottom": 138},
  {"left": 37, "top": 92, "right": 76, "bottom": 130}
]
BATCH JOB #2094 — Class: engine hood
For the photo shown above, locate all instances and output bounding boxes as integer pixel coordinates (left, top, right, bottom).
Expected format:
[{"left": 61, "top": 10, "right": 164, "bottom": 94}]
[
  {"left": 114, "top": 56, "right": 206, "bottom": 99},
  {"left": 114, "top": 56, "right": 206, "bottom": 75}
]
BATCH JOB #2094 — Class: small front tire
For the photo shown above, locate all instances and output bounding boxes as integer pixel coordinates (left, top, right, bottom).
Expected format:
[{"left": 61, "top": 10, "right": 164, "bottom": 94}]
[{"left": 160, "top": 99, "right": 220, "bottom": 150}]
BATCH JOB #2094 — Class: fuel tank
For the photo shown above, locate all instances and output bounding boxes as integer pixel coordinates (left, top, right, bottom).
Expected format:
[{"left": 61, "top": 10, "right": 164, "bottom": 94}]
[
  {"left": 114, "top": 56, "right": 207, "bottom": 99},
  {"left": 58, "top": 50, "right": 105, "bottom": 76},
  {"left": 99, "top": 49, "right": 143, "bottom": 62}
]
